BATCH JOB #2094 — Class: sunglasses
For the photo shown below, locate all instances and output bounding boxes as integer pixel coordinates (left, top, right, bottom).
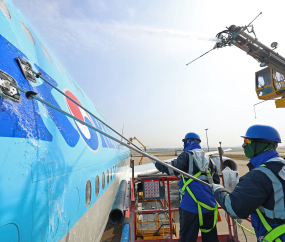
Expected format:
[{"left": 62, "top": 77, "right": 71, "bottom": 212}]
[{"left": 244, "top": 138, "right": 252, "bottom": 145}]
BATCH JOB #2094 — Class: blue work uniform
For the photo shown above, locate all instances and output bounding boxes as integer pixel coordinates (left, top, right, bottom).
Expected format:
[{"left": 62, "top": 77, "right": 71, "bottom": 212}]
[
  {"left": 155, "top": 143, "right": 220, "bottom": 242},
  {"left": 214, "top": 150, "right": 285, "bottom": 242}
]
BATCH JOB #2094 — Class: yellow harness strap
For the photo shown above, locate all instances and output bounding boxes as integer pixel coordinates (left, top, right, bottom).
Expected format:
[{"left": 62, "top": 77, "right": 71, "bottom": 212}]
[
  {"left": 255, "top": 164, "right": 285, "bottom": 242},
  {"left": 256, "top": 208, "right": 283, "bottom": 242},
  {"left": 180, "top": 172, "right": 218, "bottom": 233}
]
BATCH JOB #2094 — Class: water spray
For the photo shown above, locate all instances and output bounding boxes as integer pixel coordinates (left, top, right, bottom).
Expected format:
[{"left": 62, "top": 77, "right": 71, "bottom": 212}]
[{"left": 186, "top": 12, "right": 264, "bottom": 66}]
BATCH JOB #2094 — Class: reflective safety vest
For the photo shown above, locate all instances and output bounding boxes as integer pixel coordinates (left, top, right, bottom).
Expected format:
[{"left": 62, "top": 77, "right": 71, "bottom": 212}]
[
  {"left": 255, "top": 163, "right": 285, "bottom": 242},
  {"left": 180, "top": 171, "right": 218, "bottom": 233}
]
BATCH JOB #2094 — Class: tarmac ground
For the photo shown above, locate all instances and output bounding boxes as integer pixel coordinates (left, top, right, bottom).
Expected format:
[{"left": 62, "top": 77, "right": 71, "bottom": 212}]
[{"left": 101, "top": 149, "right": 261, "bottom": 242}]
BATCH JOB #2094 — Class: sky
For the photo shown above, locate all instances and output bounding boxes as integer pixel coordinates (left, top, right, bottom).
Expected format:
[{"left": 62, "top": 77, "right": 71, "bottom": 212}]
[{"left": 11, "top": 0, "right": 285, "bottom": 149}]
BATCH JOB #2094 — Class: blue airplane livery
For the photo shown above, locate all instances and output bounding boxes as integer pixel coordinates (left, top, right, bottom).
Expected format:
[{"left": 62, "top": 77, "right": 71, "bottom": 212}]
[{"left": 0, "top": 0, "right": 131, "bottom": 241}]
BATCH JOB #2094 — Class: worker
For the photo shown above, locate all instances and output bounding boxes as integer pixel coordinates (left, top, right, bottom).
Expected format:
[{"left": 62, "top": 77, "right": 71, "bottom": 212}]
[
  {"left": 213, "top": 124, "right": 285, "bottom": 242},
  {"left": 152, "top": 132, "right": 220, "bottom": 242}
]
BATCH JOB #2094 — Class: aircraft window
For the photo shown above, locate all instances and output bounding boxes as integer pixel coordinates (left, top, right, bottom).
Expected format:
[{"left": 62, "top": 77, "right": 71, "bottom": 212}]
[
  {"left": 0, "top": 0, "right": 11, "bottom": 19},
  {"left": 20, "top": 21, "right": 36, "bottom": 45},
  {"left": 107, "top": 169, "right": 109, "bottom": 185},
  {"left": 102, "top": 172, "right": 105, "bottom": 190},
  {"left": 273, "top": 71, "right": 285, "bottom": 91},
  {"left": 95, "top": 175, "right": 100, "bottom": 197},
  {"left": 40, "top": 44, "right": 52, "bottom": 63},
  {"left": 55, "top": 61, "right": 63, "bottom": 75},
  {"left": 110, "top": 167, "right": 112, "bottom": 181},
  {"left": 257, "top": 86, "right": 274, "bottom": 97},
  {"left": 85, "top": 180, "right": 92, "bottom": 207},
  {"left": 256, "top": 68, "right": 271, "bottom": 89}
]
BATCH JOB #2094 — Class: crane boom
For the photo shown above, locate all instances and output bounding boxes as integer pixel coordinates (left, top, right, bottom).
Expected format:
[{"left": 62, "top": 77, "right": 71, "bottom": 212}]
[{"left": 215, "top": 25, "right": 285, "bottom": 77}]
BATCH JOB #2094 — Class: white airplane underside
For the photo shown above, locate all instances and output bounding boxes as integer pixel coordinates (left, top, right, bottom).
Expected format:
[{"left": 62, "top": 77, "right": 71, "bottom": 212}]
[{"left": 134, "top": 150, "right": 237, "bottom": 177}]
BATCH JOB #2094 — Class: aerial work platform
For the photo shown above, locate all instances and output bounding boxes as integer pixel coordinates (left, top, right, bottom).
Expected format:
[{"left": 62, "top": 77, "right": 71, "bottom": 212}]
[
  {"left": 128, "top": 174, "right": 239, "bottom": 242},
  {"left": 123, "top": 159, "right": 251, "bottom": 242}
]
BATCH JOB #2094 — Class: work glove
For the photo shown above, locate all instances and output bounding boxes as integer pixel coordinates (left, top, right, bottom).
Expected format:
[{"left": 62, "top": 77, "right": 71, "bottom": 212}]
[{"left": 211, "top": 184, "right": 224, "bottom": 193}]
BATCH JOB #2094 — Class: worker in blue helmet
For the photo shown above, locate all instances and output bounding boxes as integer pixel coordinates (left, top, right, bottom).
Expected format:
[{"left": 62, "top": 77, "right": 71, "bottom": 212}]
[
  {"left": 152, "top": 132, "right": 220, "bottom": 242},
  {"left": 213, "top": 125, "right": 285, "bottom": 242}
]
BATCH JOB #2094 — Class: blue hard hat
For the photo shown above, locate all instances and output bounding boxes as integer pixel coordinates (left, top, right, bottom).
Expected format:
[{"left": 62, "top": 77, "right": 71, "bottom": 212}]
[
  {"left": 241, "top": 124, "right": 281, "bottom": 143},
  {"left": 183, "top": 132, "right": 201, "bottom": 142}
]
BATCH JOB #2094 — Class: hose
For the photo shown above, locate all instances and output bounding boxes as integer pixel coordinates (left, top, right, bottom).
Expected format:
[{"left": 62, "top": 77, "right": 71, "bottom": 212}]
[
  {"left": 11, "top": 83, "right": 212, "bottom": 188},
  {"left": 234, "top": 219, "right": 256, "bottom": 235}
]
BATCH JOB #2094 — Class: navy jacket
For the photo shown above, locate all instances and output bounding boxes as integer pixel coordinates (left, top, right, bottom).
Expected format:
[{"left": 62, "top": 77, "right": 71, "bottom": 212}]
[
  {"left": 214, "top": 154, "right": 285, "bottom": 242},
  {"left": 155, "top": 150, "right": 220, "bottom": 213}
]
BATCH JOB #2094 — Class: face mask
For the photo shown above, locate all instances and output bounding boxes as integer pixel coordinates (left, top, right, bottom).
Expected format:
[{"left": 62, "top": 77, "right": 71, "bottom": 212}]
[
  {"left": 183, "top": 138, "right": 199, "bottom": 150},
  {"left": 243, "top": 141, "right": 275, "bottom": 158},
  {"left": 243, "top": 143, "right": 255, "bottom": 158},
  {"left": 183, "top": 140, "right": 188, "bottom": 148}
]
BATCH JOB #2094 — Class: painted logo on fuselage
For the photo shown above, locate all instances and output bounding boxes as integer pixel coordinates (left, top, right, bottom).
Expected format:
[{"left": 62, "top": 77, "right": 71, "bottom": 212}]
[{"left": 64, "top": 89, "right": 99, "bottom": 152}]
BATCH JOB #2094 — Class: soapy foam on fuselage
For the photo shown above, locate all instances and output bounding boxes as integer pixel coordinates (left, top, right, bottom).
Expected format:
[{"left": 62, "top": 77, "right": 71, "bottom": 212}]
[{"left": 3, "top": 98, "right": 40, "bottom": 147}]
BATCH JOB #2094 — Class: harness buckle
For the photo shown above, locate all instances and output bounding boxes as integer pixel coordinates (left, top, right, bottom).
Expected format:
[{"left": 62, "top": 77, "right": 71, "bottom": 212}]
[
  {"left": 179, "top": 189, "right": 185, "bottom": 196},
  {"left": 206, "top": 168, "right": 214, "bottom": 184},
  {"left": 259, "top": 236, "right": 269, "bottom": 242}
]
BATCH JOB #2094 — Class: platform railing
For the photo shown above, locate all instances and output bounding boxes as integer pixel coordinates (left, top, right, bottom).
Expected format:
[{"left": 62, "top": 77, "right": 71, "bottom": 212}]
[{"left": 129, "top": 173, "right": 244, "bottom": 242}]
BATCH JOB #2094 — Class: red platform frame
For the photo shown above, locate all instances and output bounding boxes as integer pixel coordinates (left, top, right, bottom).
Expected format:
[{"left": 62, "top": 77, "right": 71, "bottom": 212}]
[{"left": 128, "top": 171, "right": 246, "bottom": 242}]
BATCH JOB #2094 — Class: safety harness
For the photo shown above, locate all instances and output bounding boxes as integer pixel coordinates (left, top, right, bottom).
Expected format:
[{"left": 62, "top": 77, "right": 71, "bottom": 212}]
[
  {"left": 256, "top": 164, "right": 285, "bottom": 242},
  {"left": 179, "top": 171, "right": 218, "bottom": 233}
]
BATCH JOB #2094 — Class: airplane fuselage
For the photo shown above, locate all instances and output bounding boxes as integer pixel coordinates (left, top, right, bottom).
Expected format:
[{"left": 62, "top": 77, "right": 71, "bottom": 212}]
[{"left": 0, "top": 1, "right": 130, "bottom": 241}]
